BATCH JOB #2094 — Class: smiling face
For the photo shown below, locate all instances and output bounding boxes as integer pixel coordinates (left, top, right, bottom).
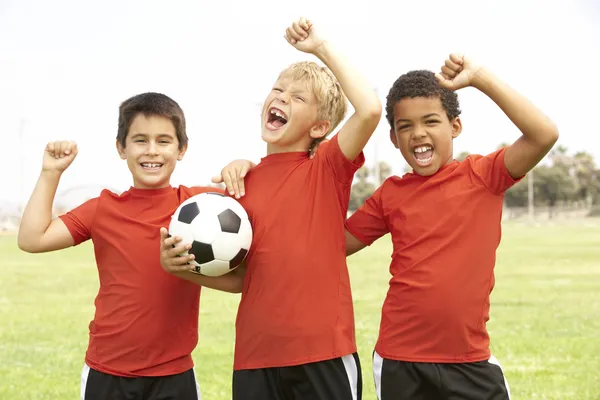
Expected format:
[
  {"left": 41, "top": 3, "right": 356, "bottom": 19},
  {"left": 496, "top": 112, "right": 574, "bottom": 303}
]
[
  {"left": 116, "top": 113, "right": 186, "bottom": 189},
  {"left": 260, "top": 75, "right": 330, "bottom": 154},
  {"left": 390, "top": 96, "right": 462, "bottom": 176}
]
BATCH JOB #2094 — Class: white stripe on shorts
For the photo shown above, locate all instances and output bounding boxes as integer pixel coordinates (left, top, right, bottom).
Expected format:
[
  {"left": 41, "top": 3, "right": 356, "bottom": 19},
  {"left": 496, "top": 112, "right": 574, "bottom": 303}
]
[
  {"left": 341, "top": 354, "right": 359, "bottom": 400},
  {"left": 80, "top": 364, "right": 91, "bottom": 400},
  {"left": 372, "top": 351, "right": 384, "bottom": 400},
  {"left": 488, "top": 355, "right": 511, "bottom": 399},
  {"left": 192, "top": 368, "right": 202, "bottom": 400}
]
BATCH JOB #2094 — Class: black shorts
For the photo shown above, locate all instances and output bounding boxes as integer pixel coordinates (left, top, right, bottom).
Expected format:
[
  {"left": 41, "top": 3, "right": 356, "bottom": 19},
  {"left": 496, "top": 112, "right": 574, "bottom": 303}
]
[
  {"left": 373, "top": 352, "right": 511, "bottom": 400},
  {"left": 80, "top": 364, "right": 201, "bottom": 400},
  {"left": 233, "top": 353, "right": 362, "bottom": 400}
]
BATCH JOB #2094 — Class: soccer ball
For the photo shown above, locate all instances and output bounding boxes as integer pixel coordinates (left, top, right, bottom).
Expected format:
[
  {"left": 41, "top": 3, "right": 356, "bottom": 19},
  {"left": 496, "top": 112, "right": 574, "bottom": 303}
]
[{"left": 168, "top": 192, "right": 252, "bottom": 276}]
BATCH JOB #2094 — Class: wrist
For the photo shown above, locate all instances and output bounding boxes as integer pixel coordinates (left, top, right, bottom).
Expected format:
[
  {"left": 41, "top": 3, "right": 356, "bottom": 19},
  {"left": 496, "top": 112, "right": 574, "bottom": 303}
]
[
  {"left": 40, "top": 169, "right": 63, "bottom": 180},
  {"left": 470, "top": 67, "right": 497, "bottom": 92},
  {"left": 312, "top": 40, "right": 334, "bottom": 62}
]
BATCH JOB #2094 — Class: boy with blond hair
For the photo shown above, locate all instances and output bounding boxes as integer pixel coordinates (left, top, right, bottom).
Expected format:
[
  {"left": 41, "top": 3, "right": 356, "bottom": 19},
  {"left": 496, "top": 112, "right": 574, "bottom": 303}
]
[{"left": 161, "top": 17, "right": 381, "bottom": 400}]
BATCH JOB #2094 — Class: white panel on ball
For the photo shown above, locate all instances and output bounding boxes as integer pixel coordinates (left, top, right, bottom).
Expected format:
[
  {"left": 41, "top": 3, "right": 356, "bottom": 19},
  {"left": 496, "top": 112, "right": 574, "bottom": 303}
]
[
  {"left": 212, "top": 231, "right": 247, "bottom": 261},
  {"left": 198, "top": 259, "right": 231, "bottom": 277}
]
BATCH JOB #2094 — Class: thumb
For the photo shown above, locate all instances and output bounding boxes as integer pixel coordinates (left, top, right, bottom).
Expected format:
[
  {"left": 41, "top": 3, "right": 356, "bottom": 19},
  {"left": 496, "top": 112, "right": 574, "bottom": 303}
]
[
  {"left": 435, "top": 73, "right": 453, "bottom": 90},
  {"left": 211, "top": 175, "right": 224, "bottom": 184},
  {"left": 159, "top": 227, "right": 168, "bottom": 241}
]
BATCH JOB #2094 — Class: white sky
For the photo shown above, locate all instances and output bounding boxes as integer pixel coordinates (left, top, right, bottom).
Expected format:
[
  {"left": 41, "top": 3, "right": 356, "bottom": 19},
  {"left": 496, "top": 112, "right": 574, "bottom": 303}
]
[{"left": 1, "top": 0, "right": 599, "bottom": 207}]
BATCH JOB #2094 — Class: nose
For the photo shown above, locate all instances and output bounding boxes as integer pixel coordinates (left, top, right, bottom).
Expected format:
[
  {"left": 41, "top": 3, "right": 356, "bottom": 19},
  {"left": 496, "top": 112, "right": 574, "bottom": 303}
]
[
  {"left": 146, "top": 141, "right": 159, "bottom": 156},
  {"left": 275, "top": 91, "right": 289, "bottom": 105},
  {"left": 411, "top": 125, "right": 427, "bottom": 140}
]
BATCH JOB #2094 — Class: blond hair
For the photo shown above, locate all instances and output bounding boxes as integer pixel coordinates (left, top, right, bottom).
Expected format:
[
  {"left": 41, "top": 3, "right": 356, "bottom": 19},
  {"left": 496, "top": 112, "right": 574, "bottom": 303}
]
[{"left": 278, "top": 61, "right": 347, "bottom": 138}]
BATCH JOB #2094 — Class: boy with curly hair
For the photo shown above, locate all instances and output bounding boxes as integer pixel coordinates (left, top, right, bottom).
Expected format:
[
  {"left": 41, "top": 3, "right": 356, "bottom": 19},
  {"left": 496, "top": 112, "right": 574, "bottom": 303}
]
[{"left": 344, "top": 54, "right": 559, "bottom": 399}]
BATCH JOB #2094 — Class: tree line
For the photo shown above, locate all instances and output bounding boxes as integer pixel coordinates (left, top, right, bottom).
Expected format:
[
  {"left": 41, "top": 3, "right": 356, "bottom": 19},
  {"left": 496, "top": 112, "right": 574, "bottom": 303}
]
[{"left": 350, "top": 145, "right": 600, "bottom": 214}]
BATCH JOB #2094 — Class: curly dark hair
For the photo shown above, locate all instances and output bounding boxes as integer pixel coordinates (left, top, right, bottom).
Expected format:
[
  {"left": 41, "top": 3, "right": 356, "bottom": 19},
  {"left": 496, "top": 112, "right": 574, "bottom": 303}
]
[
  {"left": 385, "top": 70, "right": 461, "bottom": 130},
  {"left": 117, "top": 92, "right": 187, "bottom": 150}
]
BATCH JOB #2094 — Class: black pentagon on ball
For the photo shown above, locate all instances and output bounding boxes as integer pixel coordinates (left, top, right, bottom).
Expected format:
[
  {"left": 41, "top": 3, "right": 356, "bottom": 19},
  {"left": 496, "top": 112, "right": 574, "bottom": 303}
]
[
  {"left": 218, "top": 209, "right": 241, "bottom": 233},
  {"left": 189, "top": 241, "right": 214, "bottom": 264},
  {"left": 178, "top": 202, "right": 200, "bottom": 224},
  {"left": 229, "top": 248, "right": 248, "bottom": 269}
]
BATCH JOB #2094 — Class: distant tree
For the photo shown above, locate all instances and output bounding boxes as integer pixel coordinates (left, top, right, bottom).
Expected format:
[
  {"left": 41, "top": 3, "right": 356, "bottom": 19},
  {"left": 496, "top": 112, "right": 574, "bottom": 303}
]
[
  {"left": 456, "top": 151, "right": 470, "bottom": 162},
  {"left": 572, "top": 151, "right": 598, "bottom": 204},
  {"left": 376, "top": 161, "right": 392, "bottom": 182},
  {"left": 349, "top": 166, "right": 375, "bottom": 212},
  {"left": 504, "top": 177, "right": 529, "bottom": 207},
  {"left": 534, "top": 165, "right": 577, "bottom": 218}
]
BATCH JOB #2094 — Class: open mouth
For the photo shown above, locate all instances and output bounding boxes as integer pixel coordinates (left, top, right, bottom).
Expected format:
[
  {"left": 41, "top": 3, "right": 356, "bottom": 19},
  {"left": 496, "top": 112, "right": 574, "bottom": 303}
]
[
  {"left": 413, "top": 145, "right": 433, "bottom": 166},
  {"left": 265, "top": 107, "right": 288, "bottom": 130},
  {"left": 140, "top": 162, "right": 163, "bottom": 171}
]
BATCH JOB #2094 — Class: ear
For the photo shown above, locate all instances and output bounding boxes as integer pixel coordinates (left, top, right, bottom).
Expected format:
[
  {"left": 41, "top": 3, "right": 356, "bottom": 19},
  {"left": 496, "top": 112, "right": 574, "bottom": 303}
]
[
  {"left": 309, "top": 120, "right": 331, "bottom": 140},
  {"left": 116, "top": 139, "right": 127, "bottom": 160},
  {"left": 451, "top": 117, "right": 462, "bottom": 139},
  {"left": 177, "top": 143, "right": 188, "bottom": 161},
  {"left": 389, "top": 129, "right": 400, "bottom": 149}
]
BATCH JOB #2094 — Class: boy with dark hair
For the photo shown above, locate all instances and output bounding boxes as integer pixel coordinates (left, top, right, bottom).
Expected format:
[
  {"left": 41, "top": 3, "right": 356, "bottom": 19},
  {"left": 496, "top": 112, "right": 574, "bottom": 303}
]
[
  {"left": 161, "top": 18, "right": 381, "bottom": 400},
  {"left": 344, "top": 54, "right": 559, "bottom": 399},
  {"left": 18, "top": 92, "right": 244, "bottom": 400}
]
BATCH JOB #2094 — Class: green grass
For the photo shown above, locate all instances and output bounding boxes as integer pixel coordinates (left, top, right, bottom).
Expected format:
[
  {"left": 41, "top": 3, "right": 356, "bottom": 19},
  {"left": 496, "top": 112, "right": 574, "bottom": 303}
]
[{"left": 1, "top": 221, "right": 600, "bottom": 399}]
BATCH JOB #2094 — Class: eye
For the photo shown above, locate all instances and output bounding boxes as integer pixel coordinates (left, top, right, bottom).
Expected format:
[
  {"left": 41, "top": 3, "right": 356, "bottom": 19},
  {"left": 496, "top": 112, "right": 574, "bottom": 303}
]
[
  {"left": 294, "top": 96, "right": 305, "bottom": 102},
  {"left": 397, "top": 124, "right": 410, "bottom": 131},
  {"left": 425, "top": 119, "right": 440, "bottom": 125},
  {"left": 134, "top": 139, "right": 146, "bottom": 143},
  {"left": 158, "top": 140, "right": 171, "bottom": 144},
  {"left": 273, "top": 88, "right": 283, "bottom": 93}
]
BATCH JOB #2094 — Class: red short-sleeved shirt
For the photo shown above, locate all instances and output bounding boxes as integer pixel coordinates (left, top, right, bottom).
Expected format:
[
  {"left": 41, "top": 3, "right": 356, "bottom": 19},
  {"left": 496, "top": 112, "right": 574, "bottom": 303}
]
[
  {"left": 345, "top": 149, "right": 519, "bottom": 363},
  {"left": 59, "top": 185, "right": 221, "bottom": 377},
  {"left": 233, "top": 134, "right": 364, "bottom": 370}
]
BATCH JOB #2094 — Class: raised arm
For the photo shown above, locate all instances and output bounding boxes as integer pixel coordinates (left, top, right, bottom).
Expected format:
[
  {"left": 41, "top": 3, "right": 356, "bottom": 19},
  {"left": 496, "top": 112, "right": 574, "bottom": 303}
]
[
  {"left": 436, "top": 54, "right": 559, "bottom": 178},
  {"left": 285, "top": 18, "right": 382, "bottom": 160},
  {"left": 18, "top": 141, "right": 78, "bottom": 253}
]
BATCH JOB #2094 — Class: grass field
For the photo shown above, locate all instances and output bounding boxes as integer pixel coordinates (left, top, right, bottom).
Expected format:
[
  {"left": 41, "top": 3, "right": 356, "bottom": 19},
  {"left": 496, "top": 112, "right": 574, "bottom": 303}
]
[{"left": 1, "top": 220, "right": 600, "bottom": 399}]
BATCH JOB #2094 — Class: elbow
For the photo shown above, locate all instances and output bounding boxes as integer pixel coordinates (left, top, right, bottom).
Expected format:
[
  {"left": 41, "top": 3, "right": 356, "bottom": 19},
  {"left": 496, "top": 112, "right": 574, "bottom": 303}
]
[
  {"left": 538, "top": 120, "right": 559, "bottom": 149},
  {"left": 17, "top": 238, "right": 37, "bottom": 253},
  {"left": 362, "top": 101, "right": 383, "bottom": 124},
  {"left": 546, "top": 124, "right": 559, "bottom": 147}
]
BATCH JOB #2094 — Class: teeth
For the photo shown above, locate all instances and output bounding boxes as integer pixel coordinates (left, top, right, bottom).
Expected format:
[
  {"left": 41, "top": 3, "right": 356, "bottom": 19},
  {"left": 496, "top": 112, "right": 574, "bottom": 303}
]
[
  {"left": 142, "top": 163, "right": 162, "bottom": 168},
  {"left": 414, "top": 146, "right": 432, "bottom": 153},
  {"left": 270, "top": 109, "right": 286, "bottom": 119}
]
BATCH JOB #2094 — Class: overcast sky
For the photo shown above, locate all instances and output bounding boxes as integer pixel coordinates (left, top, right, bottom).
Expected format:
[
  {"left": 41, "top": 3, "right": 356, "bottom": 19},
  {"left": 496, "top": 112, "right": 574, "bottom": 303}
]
[{"left": 1, "top": 0, "right": 598, "bottom": 207}]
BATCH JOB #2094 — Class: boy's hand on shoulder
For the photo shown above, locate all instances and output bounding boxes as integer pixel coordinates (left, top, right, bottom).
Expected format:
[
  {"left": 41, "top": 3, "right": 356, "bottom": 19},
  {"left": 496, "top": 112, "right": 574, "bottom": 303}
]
[
  {"left": 211, "top": 159, "right": 256, "bottom": 199},
  {"left": 284, "top": 17, "right": 325, "bottom": 55},
  {"left": 435, "top": 53, "right": 484, "bottom": 91},
  {"left": 159, "top": 227, "right": 196, "bottom": 273},
  {"left": 42, "top": 140, "right": 78, "bottom": 174}
]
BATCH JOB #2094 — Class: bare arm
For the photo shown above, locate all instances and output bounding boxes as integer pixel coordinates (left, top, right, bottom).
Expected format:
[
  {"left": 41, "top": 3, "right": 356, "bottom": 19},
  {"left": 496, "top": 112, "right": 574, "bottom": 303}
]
[
  {"left": 285, "top": 18, "right": 382, "bottom": 161},
  {"left": 18, "top": 142, "right": 78, "bottom": 253},
  {"left": 473, "top": 69, "right": 558, "bottom": 178},
  {"left": 313, "top": 43, "right": 382, "bottom": 160},
  {"left": 172, "top": 265, "right": 245, "bottom": 294},
  {"left": 345, "top": 229, "right": 366, "bottom": 256},
  {"left": 159, "top": 227, "right": 245, "bottom": 293},
  {"left": 436, "top": 54, "right": 558, "bottom": 179}
]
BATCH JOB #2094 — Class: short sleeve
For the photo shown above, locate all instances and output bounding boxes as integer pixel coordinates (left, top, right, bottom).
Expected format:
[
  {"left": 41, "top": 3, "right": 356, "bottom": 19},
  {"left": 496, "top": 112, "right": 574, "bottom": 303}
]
[
  {"left": 58, "top": 197, "right": 98, "bottom": 245},
  {"left": 345, "top": 184, "right": 389, "bottom": 245},
  {"left": 318, "top": 134, "right": 365, "bottom": 185},
  {"left": 470, "top": 148, "right": 521, "bottom": 195}
]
